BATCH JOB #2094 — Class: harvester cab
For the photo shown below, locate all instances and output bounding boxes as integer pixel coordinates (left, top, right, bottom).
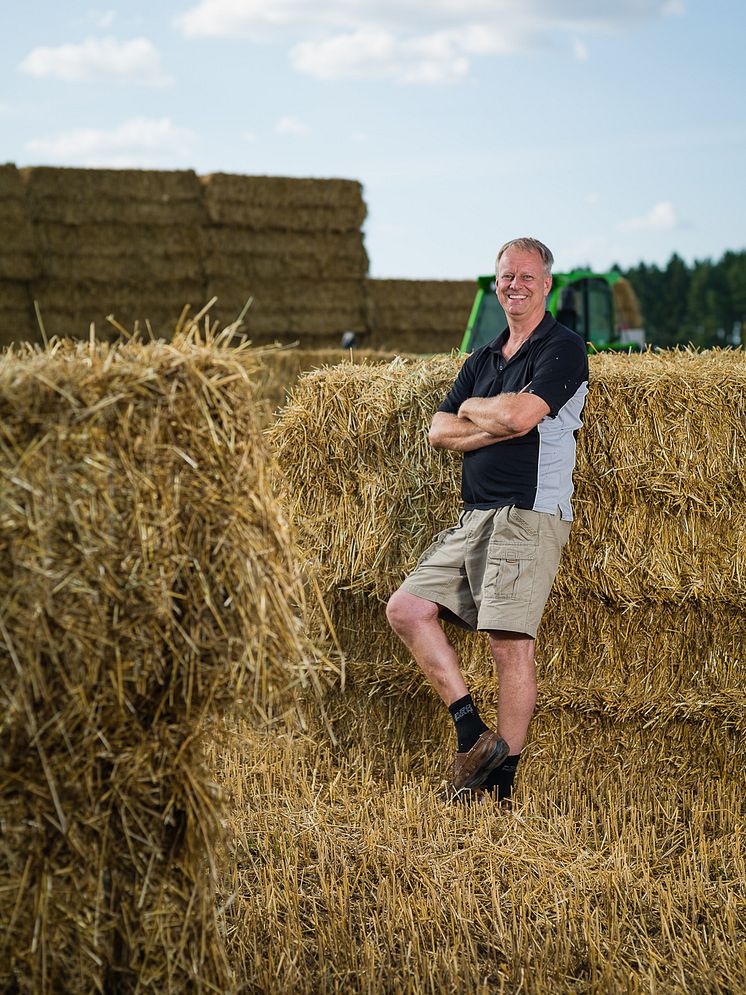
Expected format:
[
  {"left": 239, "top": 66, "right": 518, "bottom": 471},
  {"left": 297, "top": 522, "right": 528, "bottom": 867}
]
[{"left": 459, "top": 270, "right": 645, "bottom": 354}]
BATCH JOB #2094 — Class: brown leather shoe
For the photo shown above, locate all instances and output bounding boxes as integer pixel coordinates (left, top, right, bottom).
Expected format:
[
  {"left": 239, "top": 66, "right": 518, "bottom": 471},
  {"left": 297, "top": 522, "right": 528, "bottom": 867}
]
[{"left": 450, "top": 729, "right": 509, "bottom": 792}]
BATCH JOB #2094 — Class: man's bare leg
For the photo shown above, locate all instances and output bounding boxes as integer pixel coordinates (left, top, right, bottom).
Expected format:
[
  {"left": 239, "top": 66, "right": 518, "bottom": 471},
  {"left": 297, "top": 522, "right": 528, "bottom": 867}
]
[
  {"left": 385, "top": 589, "right": 467, "bottom": 705},
  {"left": 488, "top": 631, "right": 537, "bottom": 754}
]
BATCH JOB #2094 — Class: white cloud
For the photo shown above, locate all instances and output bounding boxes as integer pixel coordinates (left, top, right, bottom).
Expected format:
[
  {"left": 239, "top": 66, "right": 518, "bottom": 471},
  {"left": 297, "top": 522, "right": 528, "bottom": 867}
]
[
  {"left": 176, "top": 0, "right": 679, "bottom": 82},
  {"left": 572, "top": 38, "right": 589, "bottom": 60},
  {"left": 618, "top": 201, "right": 679, "bottom": 232},
  {"left": 275, "top": 115, "right": 311, "bottom": 136},
  {"left": 19, "top": 36, "right": 171, "bottom": 86},
  {"left": 25, "top": 117, "right": 195, "bottom": 167}
]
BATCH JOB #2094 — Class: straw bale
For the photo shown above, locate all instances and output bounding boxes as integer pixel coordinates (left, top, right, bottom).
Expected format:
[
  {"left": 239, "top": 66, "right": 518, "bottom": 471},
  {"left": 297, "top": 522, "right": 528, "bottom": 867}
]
[
  {"left": 0, "top": 313, "right": 39, "bottom": 348},
  {"left": 0, "top": 217, "right": 35, "bottom": 254},
  {"left": 270, "top": 350, "right": 746, "bottom": 604},
  {"left": 200, "top": 172, "right": 366, "bottom": 231},
  {"left": 0, "top": 169, "right": 38, "bottom": 279},
  {"left": 0, "top": 279, "right": 33, "bottom": 312},
  {"left": 22, "top": 165, "right": 204, "bottom": 203},
  {"left": 39, "top": 250, "right": 204, "bottom": 283},
  {"left": 28, "top": 307, "right": 196, "bottom": 343},
  {"left": 366, "top": 279, "right": 476, "bottom": 351},
  {"left": 206, "top": 201, "right": 367, "bottom": 232},
  {"left": 30, "top": 277, "right": 206, "bottom": 311},
  {"left": 0, "top": 332, "right": 329, "bottom": 991},
  {"left": 613, "top": 276, "right": 643, "bottom": 328},
  {"left": 22, "top": 167, "right": 206, "bottom": 226},
  {"left": 0, "top": 163, "right": 27, "bottom": 205},
  {"left": 368, "top": 278, "right": 476, "bottom": 310},
  {"left": 214, "top": 725, "right": 746, "bottom": 994},
  {"left": 208, "top": 276, "right": 366, "bottom": 311},
  {"left": 0, "top": 253, "right": 37, "bottom": 281},
  {"left": 201, "top": 172, "right": 365, "bottom": 208},
  {"left": 34, "top": 221, "right": 205, "bottom": 259},
  {"left": 203, "top": 229, "right": 368, "bottom": 281},
  {"left": 250, "top": 347, "right": 405, "bottom": 419}
]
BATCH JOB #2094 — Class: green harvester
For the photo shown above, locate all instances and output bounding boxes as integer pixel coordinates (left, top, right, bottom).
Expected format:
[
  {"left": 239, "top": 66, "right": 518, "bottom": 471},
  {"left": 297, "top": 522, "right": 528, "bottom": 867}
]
[{"left": 459, "top": 270, "right": 646, "bottom": 354}]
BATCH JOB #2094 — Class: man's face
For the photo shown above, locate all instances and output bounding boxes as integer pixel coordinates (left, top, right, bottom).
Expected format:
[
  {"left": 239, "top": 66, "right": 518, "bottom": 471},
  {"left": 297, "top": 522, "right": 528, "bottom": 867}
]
[{"left": 496, "top": 248, "right": 552, "bottom": 326}]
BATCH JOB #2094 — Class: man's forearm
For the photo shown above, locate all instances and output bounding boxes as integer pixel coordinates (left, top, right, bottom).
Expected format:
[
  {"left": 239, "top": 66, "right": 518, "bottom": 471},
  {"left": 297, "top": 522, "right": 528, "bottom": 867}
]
[
  {"left": 458, "top": 392, "right": 548, "bottom": 438},
  {"left": 428, "top": 412, "right": 502, "bottom": 452}
]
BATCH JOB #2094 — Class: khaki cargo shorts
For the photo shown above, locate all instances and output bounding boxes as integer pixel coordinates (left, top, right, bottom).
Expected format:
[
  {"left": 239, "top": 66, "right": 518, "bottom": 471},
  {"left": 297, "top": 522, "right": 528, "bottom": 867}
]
[{"left": 400, "top": 506, "right": 571, "bottom": 638}]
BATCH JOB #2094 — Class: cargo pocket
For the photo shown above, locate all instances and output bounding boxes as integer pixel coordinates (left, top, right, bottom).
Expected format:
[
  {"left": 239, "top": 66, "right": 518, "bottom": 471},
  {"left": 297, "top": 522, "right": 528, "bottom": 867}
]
[{"left": 484, "top": 542, "right": 536, "bottom": 603}]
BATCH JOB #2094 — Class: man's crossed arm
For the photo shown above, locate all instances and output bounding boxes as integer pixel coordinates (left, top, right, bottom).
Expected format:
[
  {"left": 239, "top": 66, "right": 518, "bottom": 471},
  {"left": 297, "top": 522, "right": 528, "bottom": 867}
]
[{"left": 428, "top": 392, "right": 550, "bottom": 453}]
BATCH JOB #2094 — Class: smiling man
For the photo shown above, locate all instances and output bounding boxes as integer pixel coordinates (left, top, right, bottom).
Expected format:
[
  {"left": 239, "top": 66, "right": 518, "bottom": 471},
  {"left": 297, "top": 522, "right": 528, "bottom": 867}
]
[{"left": 386, "top": 237, "right": 589, "bottom": 806}]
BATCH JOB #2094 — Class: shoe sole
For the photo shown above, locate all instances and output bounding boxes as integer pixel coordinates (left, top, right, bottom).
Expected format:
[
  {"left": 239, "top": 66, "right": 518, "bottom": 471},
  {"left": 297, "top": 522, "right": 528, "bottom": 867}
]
[{"left": 462, "top": 739, "right": 509, "bottom": 790}]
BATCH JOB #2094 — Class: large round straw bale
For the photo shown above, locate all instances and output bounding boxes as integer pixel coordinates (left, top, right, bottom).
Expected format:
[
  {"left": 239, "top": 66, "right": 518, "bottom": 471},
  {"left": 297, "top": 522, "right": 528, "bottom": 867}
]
[{"left": 0, "top": 333, "right": 323, "bottom": 991}]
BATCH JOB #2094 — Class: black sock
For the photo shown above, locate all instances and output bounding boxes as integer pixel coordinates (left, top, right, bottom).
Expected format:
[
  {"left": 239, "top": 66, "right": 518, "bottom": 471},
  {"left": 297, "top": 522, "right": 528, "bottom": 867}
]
[
  {"left": 481, "top": 754, "right": 521, "bottom": 800},
  {"left": 448, "top": 694, "right": 488, "bottom": 752}
]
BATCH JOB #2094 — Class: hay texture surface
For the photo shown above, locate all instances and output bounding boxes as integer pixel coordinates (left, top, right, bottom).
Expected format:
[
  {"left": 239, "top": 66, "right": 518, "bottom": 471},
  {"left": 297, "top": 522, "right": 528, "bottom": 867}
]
[
  {"left": 0, "top": 333, "right": 323, "bottom": 992},
  {"left": 271, "top": 349, "right": 746, "bottom": 774},
  {"left": 214, "top": 724, "right": 746, "bottom": 995},
  {"left": 366, "top": 278, "right": 475, "bottom": 353},
  {"left": 23, "top": 168, "right": 207, "bottom": 341},
  {"left": 0, "top": 166, "right": 37, "bottom": 343},
  {"left": 201, "top": 173, "right": 369, "bottom": 343}
]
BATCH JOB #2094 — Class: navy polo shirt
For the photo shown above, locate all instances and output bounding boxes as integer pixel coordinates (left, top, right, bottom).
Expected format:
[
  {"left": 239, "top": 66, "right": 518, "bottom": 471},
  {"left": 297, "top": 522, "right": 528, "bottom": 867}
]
[{"left": 437, "top": 312, "right": 589, "bottom": 519}]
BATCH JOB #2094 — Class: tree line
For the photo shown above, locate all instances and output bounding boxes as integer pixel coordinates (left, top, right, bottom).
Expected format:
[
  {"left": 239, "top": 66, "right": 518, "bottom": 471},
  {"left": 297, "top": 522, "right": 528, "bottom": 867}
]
[{"left": 617, "top": 249, "right": 746, "bottom": 349}]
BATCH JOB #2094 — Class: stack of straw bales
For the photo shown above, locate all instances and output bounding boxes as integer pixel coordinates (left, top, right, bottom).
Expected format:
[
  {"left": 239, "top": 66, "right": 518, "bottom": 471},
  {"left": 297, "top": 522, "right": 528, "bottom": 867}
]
[
  {"left": 612, "top": 276, "right": 643, "bottom": 329},
  {"left": 201, "top": 174, "right": 369, "bottom": 346},
  {"left": 366, "top": 279, "right": 476, "bottom": 353},
  {"left": 271, "top": 349, "right": 746, "bottom": 781},
  {"left": 0, "top": 330, "right": 327, "bottom": 992},
  {"left": 24, "top": 167, "right": 207, "bottom": 339},
  {"left": 0, "top": 164, "right": 38, "bottom": 345}
]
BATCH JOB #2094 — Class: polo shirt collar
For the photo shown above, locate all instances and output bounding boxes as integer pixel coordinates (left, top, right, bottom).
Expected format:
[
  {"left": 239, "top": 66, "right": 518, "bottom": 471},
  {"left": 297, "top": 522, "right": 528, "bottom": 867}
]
[{"left": 488, "top": 311, "right": 556, "bottom": 353}]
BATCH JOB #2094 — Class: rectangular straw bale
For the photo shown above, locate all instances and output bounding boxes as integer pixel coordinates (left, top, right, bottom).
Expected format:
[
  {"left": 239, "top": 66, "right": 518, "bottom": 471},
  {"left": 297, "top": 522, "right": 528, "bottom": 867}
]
[
  {"left": 203, "top": 229, "right": 368, "bottom": 281},
  {"left": 201, "top": 173, "right": 365, "bottom": 209},
  {"left": 30, "top": 276, "right": 206, "bottom": 311},
  {"left": 313, "top": 589, "right": 744, "bottom": 779},
  {"left": 39, "top": 249, "right": 205, "bottom": 283},
  {"left": 0, "top": 334, "right": 326, "bottom": 992},
  {"left": 0, "top": 314, "right": 39, "bottom": 348},
  {"left": 0, "top": 168, "right": 38, "bottom": 279},
  {"left": 366, "top": 279, "right": 476, "bottom": 351},
  {"left": 200, "top": 172, "right": 366, "bottom": 231},
  {"left": 368, "top": 278, "right": 476, "bottom": 310},
  {"left": 204, "top": 201, "right": 367, "bottom": 232},
  {"left": 22, "top": 167, "right": 207, "bottom": 225},
  {"left": 0, "top": 163, "right": 27, "bottom": 204},
  {"left": 270, "top": 351, "right": 746, "bottom": 603},
  {"left": 35, "top": 221, "right": 205, "bottom": 258},
  {"left": 208, "top": 276, "right": 366, "bottom": 311}
]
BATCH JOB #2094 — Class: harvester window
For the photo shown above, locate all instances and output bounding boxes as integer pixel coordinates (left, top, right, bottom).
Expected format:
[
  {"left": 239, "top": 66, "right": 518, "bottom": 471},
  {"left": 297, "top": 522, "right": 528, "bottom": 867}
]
[{"left": 586, "top": 279, "right": 614, "bottom": 344}]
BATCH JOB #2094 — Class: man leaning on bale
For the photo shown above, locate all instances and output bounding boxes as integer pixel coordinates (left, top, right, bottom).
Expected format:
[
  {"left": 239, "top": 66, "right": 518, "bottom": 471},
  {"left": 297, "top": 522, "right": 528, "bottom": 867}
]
[{"left": 386, "top": 237, "right": 589, "bottom": 805}]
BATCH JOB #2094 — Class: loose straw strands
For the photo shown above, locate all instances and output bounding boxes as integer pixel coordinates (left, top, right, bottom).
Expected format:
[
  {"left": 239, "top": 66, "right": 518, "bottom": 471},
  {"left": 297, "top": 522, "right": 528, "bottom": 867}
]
[{"left": 0, "top": 329, "right": 331, "bottom": 992}]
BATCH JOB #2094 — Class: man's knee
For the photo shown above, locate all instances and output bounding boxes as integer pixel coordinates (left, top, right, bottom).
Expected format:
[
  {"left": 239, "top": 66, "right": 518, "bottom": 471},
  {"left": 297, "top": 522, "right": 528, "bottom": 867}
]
[
  {"left": 386, "top": 588, "right": 439, "bottom": 633},
  {"left": 488, "top": 631, "right": 535, "bottom": 669}
]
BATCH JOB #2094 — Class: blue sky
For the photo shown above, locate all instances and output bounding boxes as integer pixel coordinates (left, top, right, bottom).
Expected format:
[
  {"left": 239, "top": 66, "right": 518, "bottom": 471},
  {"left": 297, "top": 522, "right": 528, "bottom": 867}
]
[{"left": 2, "top": 1, "right": 744, "bottom": 278}]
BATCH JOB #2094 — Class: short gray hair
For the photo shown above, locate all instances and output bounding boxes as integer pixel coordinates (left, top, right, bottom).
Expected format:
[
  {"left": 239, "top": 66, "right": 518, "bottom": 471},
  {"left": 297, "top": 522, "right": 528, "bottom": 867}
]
[{"left": 496, "top": 237, "right": 554, "bottom": 277}]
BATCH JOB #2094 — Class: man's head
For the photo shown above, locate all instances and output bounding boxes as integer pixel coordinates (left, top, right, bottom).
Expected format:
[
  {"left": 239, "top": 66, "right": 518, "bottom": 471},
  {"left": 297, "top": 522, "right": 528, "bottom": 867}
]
[{"left": 495, "top": 237, "right": 553, "bottom": 329}]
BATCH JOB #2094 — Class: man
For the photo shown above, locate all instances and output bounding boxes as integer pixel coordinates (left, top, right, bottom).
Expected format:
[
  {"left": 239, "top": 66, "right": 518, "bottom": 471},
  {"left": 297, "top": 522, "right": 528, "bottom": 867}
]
[{"left": 386, "top": 237, "right": 588, "bottom": 804}]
